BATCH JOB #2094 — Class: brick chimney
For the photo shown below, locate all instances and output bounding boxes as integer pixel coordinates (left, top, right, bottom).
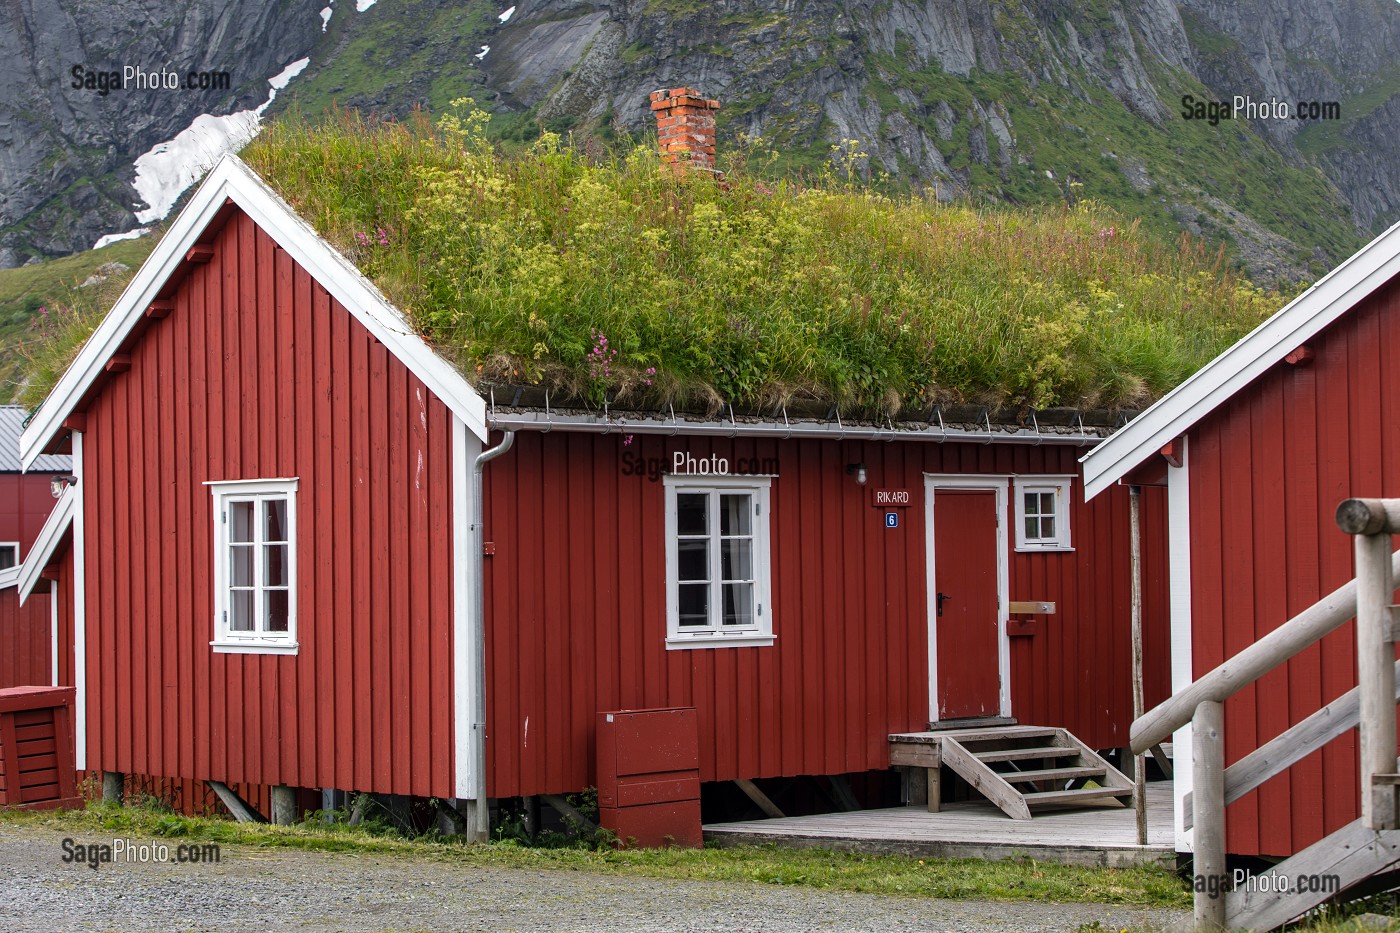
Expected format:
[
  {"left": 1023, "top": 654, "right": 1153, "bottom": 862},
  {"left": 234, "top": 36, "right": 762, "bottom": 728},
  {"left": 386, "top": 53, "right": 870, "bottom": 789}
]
[{"left": 649, "top": 87, "right": 720, "bottom": 173}]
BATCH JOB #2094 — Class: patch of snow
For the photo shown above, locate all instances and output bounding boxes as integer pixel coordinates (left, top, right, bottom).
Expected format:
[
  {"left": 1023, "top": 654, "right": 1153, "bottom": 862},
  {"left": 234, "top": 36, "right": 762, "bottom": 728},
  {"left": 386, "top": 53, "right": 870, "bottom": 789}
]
[
  {"left": 132, "top": 112, "right": 261, "bottom": 223},
  {"left": 475, "top": 45, "right": 490, "bottom": 60},
  {"left": 93, "top": 228, "right": 150, "bottom": 250},
  {"left": 499, "top": 5, "right": 516, "bottom": 22},
  {"left": 266, "top": 57, "right": 310, "bottom": 96},
  {"left": 356, "top": 0, "right": 376, "bottom": 10},
  {"left": 320, "top": 6, "right": 332, "bottom": 30},
  {"left": 131, "top": 56, "right": 312, "bottom": 224}
]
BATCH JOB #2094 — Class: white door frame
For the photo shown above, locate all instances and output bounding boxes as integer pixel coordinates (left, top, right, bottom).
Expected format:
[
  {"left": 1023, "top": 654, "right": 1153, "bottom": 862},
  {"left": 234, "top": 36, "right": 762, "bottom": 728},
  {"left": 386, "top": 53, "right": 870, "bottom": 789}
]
[{"left": 923, "top": 473, "right": 1011, "bottom": 723}]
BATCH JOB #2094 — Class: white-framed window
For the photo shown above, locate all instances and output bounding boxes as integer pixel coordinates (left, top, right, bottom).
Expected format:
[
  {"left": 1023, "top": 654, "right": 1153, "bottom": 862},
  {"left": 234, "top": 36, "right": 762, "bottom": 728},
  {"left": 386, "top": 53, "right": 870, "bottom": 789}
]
[
  {"left": 1013, "top": 475, "right": 1073, "bottom": 552},
  {"left": 207, "top": 478, "right": 298, "bottom": 654},
  {"left": 663, "top": 475, "right": 774, "bottom": 649},
  {"left": 0, "top": 542, "right": 19, "bottom": 570}
]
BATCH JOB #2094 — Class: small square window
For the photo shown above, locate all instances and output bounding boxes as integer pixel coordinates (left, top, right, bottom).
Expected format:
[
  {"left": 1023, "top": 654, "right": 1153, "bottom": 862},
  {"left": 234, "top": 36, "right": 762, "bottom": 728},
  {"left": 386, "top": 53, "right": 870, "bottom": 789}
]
[
  {"left": 664, "top": 476, "right": 774, "bottom": 649},
  {"left": 0, "top": 543, "right": 20, "bottom": 571},
  {"left": 1013, "top": 476, "right": 1073, "bottom": 551},
  {"left": 207, "top": 479, "right": 298, "bottom": 654}
]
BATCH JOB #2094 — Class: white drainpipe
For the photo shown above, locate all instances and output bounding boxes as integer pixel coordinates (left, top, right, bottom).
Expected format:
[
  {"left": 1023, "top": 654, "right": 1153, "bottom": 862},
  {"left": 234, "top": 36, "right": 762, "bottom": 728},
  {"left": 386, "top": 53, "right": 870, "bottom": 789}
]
[{"left": 469, "top": 430, "right": 514, "bottom": 840}]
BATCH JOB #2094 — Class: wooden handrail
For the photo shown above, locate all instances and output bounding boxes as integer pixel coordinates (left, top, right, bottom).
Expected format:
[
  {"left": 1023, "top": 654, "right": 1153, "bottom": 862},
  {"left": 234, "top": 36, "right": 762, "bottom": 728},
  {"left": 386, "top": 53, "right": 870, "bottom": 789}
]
[
  {"left": 1182, "top": 657, "right": 1400, "bottom": 828},
  {"left": 1131, "top": 548, "right": 1400, "bottom": 754}
]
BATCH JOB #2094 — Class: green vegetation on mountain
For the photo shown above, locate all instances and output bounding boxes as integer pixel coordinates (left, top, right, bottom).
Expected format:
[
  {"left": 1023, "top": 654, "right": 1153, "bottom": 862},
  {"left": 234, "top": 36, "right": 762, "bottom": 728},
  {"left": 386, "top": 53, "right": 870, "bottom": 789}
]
[
  {"left": 859, "top": 54, "right": 1362, "bottom": 273},
  {"left": 0, "top": 237, "right": 153, "bottom": 398}
]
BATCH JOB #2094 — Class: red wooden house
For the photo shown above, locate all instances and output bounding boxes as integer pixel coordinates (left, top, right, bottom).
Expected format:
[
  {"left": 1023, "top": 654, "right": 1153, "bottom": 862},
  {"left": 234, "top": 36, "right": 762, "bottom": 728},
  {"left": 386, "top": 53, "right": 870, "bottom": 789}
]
[
  {"left": 0, "top": 406, "right": 71, "bottom": 690},
  {"left": 1084, "top": 219, "right": 1400, "bottom": 859},
  {"left": 16, "top": 114, "right": 1173, "bottom": 831}
]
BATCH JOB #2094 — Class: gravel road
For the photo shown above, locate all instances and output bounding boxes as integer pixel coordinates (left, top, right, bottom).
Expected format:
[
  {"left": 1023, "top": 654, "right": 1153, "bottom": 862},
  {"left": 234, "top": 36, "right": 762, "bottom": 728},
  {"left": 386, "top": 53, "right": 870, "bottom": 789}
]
[{"left": 0, "top": 823, "right": 1186, "bottom": 932}]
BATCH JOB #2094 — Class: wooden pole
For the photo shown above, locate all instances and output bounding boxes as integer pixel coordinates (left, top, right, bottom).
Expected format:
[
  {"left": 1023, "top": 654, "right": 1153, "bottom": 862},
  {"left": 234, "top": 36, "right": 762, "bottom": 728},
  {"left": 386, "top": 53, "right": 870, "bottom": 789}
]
[
  {"left": 1130, "top": 485, "right": 1147, "bottom": 846},
  {"left": 270, "top": 785, "right": 298, "bottom": 826},
  {"left": 101, "top": 771, "right": 124, "bottom": 806},
  {"left": 1355, "top": 529, "right": 1398, "bottom": 830},
  {"left": 1192, "top": 700, "right": 1226, "bottom": 930}
]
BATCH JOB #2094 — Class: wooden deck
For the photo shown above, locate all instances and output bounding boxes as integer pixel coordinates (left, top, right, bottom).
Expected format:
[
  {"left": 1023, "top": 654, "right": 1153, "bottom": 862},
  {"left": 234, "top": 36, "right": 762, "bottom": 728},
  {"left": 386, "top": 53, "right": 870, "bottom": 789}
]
[{"left": 704, "top": 780, "right": 1175, "bottom": 868}]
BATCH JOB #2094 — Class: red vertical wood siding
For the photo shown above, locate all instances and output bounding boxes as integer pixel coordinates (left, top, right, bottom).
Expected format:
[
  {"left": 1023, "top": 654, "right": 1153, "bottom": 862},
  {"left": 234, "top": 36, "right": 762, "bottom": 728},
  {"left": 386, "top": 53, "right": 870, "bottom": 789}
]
[
  {"left": 483, "top": 433, "right": 1168, "bottom": 797},
  {"left": 1187, "top": 271, "right": 1400, "bottom": 857},
  {"left": 0, "top": 472, "right": 67, "bottom": 688},
  {"left": 0, "top": 590, "right": 51, "bottom": 688},
  {"left": 78, "top": 210, "right": 457, "bottom": 798},
  {"left": 0, "top": 472, "right": 65, "bottom": 556}
]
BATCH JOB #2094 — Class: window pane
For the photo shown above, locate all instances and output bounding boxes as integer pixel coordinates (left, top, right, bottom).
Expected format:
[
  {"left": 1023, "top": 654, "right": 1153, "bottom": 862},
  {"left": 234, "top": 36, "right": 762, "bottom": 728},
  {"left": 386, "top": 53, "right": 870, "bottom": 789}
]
[
  {"left": 265, "top": 499, "right": 288, "bottom": 543},
  {"left": 229, "top": 501, "right": 255, "bottom": 543},
  {"left": 265, "top": 544, "right": 288, "bottom": 587},
  {"left": 1024, "top": 516, "right": 1040, "bottom": 540},
  {"left": 721, "top": 538, "right": 752, "bottom": 581},
  {"left": 1040, "top": 515, "right": 1056, "bottom": 539},
  {"left": 720, "top": 493, "right": 751, "bottom": 536},
  {"left": 266, "top": 590, "right": 290, "bottom": 632},
  {"left": 0, "top": 545, "right": 17, "bottom": 570},
  {"left": 677, "top": 539, "right": 708, "bottom": 581},
  {"left": 723, "top": 582, "right": 754, "bottom": 627},
  {"left": 229, "top": 544, "right": 254, "bottom": 587},
  {"left": 677, "top": 493, "right": 707, "bottom": 536},
  {"left": 229, "top": 590, "right": 255, "bottom": 632},
  {"left": 678, "top": 583, "right": 709, "bottom": 627}
]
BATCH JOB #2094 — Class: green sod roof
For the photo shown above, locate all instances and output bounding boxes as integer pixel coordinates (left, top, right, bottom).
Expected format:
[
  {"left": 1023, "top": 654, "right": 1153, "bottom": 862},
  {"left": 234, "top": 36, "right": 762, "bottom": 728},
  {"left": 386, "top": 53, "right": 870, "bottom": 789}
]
[{"left": 38, "top": 102, "right": 1290, "bottom": 418}]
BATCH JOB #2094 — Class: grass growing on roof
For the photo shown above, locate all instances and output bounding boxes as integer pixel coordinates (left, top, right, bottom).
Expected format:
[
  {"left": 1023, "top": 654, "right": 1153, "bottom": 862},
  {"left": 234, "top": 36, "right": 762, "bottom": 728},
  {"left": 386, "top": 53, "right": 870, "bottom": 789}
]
[
  {"left": 239, "top": 102, "right": 1283, "bottom": 416},
  {"left": 22, "top": 102, "right": 1284, "bottom": 416}
]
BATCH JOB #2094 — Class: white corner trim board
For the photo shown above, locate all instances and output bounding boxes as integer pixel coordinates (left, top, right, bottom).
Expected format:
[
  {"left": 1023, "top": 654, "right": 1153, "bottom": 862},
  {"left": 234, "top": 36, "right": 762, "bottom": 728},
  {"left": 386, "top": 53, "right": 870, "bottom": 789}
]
[
  {"left": 1081, "top": 218, "right": 1400, "bottom": 500},
  {"left": 451, "top": 416, "right": 476, "bottom": 800},
  {"left": 21, "top": 153, "right": 489, "bottom": 470},
  {"left": 1167, "top": 439, "right": 1194, "bottom": 853}
]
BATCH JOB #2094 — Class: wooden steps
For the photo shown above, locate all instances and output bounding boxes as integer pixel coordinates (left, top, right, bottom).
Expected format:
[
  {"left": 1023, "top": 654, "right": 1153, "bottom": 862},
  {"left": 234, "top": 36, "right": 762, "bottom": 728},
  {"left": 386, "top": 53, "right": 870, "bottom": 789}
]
[{"left": 889, "top": 724, "right": 1133, "bottom": 821}]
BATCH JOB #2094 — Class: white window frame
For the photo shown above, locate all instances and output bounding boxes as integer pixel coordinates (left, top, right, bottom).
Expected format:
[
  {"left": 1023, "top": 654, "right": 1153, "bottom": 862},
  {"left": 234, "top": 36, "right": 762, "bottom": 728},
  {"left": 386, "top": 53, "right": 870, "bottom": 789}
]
[
  {"left": 1013, "top": 475, "right": 1074, "bottom": 552},
  {"left": 207, "top": 478, "right": 299, "bottom": 654},
  {"left": 663, "top": 474, "right": 774, "bottom": 649},
  {"left": 0, "top": 541, "right": 20, "bottom": 571}
]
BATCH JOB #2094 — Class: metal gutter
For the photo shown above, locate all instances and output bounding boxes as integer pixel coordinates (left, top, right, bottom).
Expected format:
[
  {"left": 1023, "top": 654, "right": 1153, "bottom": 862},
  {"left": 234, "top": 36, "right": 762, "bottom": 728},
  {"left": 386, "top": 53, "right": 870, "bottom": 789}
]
[{"left": 485, "top": 404, "right": 1104, "bottom": 447}]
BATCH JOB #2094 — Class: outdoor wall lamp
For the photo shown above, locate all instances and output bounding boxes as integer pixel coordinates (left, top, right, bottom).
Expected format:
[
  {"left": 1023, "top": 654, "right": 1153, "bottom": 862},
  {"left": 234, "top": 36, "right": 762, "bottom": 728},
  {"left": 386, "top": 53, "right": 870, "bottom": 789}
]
[
  {"left": 50, "top": 474, "right": 78, "bottom": 499},
  {"left": 846, "top": 463, "right": 867, "bottom": 486}
]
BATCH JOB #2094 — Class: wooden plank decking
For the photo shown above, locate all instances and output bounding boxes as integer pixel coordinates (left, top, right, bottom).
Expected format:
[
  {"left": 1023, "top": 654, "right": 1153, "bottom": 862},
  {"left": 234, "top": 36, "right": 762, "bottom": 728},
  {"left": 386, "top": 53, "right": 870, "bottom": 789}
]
[{"left": 704, "top": 780, "right": 1175, "bottom": 868}]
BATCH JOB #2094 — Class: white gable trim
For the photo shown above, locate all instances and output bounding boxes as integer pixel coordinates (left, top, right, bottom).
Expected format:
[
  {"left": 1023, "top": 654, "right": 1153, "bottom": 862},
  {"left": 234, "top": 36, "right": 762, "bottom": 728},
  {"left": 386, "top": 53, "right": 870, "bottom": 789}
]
[
  {"left": 17, "top": 485, "right": 74, "bottom": 602},
  {"left": 21, "top": 154, "right": 488, "bottom": 469},
  {"left": 1082, "top": 219, "right": 1400, "bottom": 500}
]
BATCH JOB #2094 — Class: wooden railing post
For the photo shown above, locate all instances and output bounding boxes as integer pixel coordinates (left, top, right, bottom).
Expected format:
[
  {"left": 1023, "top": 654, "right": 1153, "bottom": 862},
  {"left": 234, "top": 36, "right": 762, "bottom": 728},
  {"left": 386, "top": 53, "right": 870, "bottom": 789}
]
[
  {"left": 1353, "top": 522, "right": 1398, "bottom": 830},
  {"left": 1193, "top": 700, "right": 1227, "bottom": 930}
]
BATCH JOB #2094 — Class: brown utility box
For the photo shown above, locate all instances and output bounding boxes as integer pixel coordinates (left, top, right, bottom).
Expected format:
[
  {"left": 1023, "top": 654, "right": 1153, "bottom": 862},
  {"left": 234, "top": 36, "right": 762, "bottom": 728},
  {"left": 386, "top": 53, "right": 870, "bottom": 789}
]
[
  {"left": 0, "top": 686, "right": 81, "bottom": 810},
  {"left": 596, "top": 707, "right": 701, "bottom": 848}
]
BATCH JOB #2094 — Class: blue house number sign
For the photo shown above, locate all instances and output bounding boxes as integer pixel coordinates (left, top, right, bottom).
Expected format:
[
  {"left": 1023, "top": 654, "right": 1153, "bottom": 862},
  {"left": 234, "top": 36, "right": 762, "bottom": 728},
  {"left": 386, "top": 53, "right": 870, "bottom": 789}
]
[{"left": 885, "top": 511, "right": 899, "bottom": 528}]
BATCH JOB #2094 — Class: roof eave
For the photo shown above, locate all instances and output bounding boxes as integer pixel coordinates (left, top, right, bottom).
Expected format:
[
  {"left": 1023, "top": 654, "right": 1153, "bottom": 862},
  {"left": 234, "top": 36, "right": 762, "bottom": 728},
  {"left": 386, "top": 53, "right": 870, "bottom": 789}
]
[
  {"left": 17, "top": 487, "right": 74, "bottom": 602},
  {"left": 1082, "top": 218, "right": 1400, "bottom": 500},
  {"left": 21, "top": 154, "right": 489, "bottom": 469}
]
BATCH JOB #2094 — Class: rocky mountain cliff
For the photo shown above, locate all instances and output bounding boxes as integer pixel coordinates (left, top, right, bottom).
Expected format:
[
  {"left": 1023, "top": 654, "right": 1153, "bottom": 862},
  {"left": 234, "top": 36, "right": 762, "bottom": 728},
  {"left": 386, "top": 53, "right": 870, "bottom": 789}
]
[{"left": 5, "top": 0, "right": 1400, "bottom": 283}]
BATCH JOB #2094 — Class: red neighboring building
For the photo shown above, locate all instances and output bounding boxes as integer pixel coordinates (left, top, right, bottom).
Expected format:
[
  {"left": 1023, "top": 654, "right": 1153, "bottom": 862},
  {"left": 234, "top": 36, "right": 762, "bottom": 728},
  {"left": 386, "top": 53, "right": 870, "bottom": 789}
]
[
  {"left": 16, "top": 154, "right": 1170, "bottom": 828},
  {"left": 1084, "top": 219, "right": 1400, "bottom": 857},
  {"left": 0, "top": 407, "right": 70, "bottom": 689}
]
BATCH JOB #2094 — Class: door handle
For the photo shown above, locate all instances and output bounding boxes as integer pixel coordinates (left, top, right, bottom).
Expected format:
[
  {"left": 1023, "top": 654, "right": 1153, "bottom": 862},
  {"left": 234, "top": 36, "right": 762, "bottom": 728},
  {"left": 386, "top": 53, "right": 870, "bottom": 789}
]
[{"left": 936, "top": 591, "right": 951, "bottom": 617}]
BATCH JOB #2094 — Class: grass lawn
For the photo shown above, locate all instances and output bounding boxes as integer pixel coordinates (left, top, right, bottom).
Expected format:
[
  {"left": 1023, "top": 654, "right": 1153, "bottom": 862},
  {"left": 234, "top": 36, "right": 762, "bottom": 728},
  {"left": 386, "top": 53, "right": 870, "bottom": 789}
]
[{"left": 0, "top": 800, "right": 1190, "bottom": 909}]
